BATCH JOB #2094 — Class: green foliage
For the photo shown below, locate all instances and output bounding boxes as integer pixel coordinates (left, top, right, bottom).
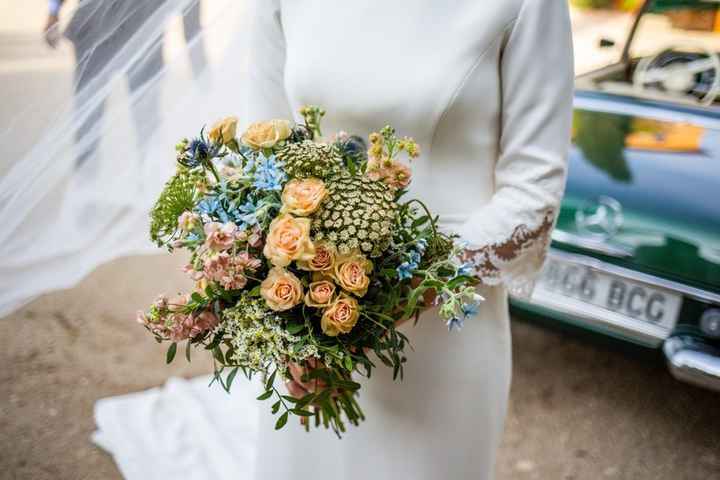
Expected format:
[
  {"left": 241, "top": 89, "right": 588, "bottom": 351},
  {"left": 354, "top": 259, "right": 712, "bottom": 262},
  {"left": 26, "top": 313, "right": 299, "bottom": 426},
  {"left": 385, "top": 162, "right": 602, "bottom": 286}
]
[{"left": 149, "top": 168, "right": 203, "bottom": 247}]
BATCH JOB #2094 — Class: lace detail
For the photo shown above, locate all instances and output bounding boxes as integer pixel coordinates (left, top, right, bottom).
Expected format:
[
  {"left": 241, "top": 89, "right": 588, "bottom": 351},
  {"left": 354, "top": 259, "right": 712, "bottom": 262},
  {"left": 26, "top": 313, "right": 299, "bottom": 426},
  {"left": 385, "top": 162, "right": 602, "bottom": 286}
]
[{"left": 465, "top": 209, "right": 556, "bottom": 298}]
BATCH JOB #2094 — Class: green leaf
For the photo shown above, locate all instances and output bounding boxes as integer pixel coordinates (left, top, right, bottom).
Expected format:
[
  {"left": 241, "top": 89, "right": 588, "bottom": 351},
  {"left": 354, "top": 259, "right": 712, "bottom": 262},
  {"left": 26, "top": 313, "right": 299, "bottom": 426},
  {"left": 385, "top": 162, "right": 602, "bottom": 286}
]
[
  {"left": 275, "top": 411, "right": 289, "bottom": 430},
  {"left": 281, "top": 395, "right": 300, "bottom": 403},
  {"left": 257, "top": 390, "right": 273, "bottom": 401},
  {"left": 226, "top": 367, "right": 239, "bottom": 390},
  {"left": 248, "top": 285, "right": 261, "bottom": 297},
  {"left": 166, "top": 343, "right": 177, "bottom": 364},
  {"left": 344, "top": 355, "right": 353, "bottom": 371},
  {"left": 411, "top": 215, "right": 430, "bottom": 229},
  {"left": 265, "top": 370, "right": 277, "bottom": 391},
  {"left": 291, "top": 408, "right": 314, "bottom": 417},
  {"left": 212, "top": 346, "right": 225, "bottom": 364},
  {"left": 285, "top": 323, "right": 305, "bottom": 335},
  {"left": 271, "top": 400, "right": 281, "bottom": 414},
  {"left": 184, "top": 340, "right": 192, "bottom": 362},
  {"left": 190, "top": 292, "right": 204, "bottom": 304}
]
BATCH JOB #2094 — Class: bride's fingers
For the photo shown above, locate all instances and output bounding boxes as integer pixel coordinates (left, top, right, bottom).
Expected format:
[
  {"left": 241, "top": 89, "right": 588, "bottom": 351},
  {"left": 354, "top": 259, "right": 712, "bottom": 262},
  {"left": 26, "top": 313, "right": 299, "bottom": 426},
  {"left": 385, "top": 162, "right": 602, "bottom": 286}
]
[
  {"left": 288, "top": 362, "right": 317, "bottom": 392},
  {"left": 285, "top": 379, "right": 308, "bottom": 399}
]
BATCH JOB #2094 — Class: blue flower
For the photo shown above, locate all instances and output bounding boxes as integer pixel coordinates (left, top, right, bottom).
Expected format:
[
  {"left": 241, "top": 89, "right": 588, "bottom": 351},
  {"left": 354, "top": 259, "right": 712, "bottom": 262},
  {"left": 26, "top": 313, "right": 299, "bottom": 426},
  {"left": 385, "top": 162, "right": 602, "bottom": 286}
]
[
  {"left": 446, "top": 316, "right": 464, "bottom": 332},
  {"left": 396, "top": 261, "right": 415, "bottom": 281},
  {"left": 237, "top": 198, "right": 259, "bottom": 228},
  {"left": 455, "top": 261, "right": 475, "bottom": 278},
  {"left": 461, "top": 301, "right": 481, "bottom": 318},
  {"left": 416, "top": 238, "right": 428, "bottom": 254},
  {"left": 252, "top": 153, "right": 287, "bottom": 191}
]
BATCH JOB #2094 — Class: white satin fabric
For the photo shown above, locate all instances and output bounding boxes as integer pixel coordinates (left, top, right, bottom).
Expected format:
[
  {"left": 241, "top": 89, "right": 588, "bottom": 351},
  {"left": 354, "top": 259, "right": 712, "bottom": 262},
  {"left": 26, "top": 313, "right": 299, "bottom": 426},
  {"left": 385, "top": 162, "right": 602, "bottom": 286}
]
[{"left": 247, "top": 1, "right": 574, "bottom": 479}]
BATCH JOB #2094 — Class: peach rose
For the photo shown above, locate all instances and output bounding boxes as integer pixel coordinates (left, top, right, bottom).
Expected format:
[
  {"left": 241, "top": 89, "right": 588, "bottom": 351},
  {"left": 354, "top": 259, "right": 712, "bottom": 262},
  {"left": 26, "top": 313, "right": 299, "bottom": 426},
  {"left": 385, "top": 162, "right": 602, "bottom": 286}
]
[
  {"left": 281, "top": 178, "right": 328, "bottom": 216},
  {"left": 241, "top": 119, "right": 292, "bottom": 150},
  {"left": 297, "top": 241, "right": 336, "bottom": 272},
  {"left": 332, "top": 250, "right": 373, "bottom": 297},
  {"left": 321, "top": 295, "right": 360, "bottom": 336},
  {"left": 260, "top": 267, "right": 304, "bottom": 311},
  {"left": 263, "top": 214, "right": 316, "bottom": 267},
  {"left": 304, "top": 280, "right": 336, "bottom": 308},
  {"left": 208, "top": 116, "right": 238, "bottom": 145}
]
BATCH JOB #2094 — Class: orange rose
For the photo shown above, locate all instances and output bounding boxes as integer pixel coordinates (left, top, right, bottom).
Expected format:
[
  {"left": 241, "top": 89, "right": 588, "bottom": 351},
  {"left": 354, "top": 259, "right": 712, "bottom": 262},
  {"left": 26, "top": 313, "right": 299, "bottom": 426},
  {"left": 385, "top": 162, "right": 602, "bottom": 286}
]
[
  {"left": 304, "top": 280, "right": 336, "bottom": 308},
  {"left": 332, "top": 250, "right": 372, "bottom": 297},
  {"left": 297, "top": 241, "right": 336, "bottom": 272},
  {"left": 260, "top": 267, "right": 304, "bottom": 311},
  {"left": 281, "top": 178, "right": 327, "bottom": 216},
  {"left": 263, "top": 214, "right": 316, "bottom": 267},
  {"left": 320, "top": 294, "right": 360, "bottom": 336},
  {"left": 208, "top": 116, "right": 238, "bottom": 145},
  {"left": 241, "top": 119, "right": 291, "bottom": 150}
]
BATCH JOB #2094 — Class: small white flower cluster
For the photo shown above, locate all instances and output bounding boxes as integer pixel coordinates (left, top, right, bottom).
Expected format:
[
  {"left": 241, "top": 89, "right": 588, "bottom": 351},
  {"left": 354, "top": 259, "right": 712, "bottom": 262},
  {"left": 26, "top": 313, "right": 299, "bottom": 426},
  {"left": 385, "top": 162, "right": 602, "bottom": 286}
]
[{"left": 222, "top": 297, "right": 318, "bottom": 375}]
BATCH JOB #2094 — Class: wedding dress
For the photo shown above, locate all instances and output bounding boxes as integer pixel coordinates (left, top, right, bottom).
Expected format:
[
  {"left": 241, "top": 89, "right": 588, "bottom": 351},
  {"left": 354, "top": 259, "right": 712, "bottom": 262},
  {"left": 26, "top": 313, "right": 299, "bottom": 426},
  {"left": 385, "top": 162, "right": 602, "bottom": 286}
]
[
  {"left": 246, "top": 0, "right": 574, "bottom": 478},
  {"left": 5, "top": 0, "right": 572, "bottom": 477}
]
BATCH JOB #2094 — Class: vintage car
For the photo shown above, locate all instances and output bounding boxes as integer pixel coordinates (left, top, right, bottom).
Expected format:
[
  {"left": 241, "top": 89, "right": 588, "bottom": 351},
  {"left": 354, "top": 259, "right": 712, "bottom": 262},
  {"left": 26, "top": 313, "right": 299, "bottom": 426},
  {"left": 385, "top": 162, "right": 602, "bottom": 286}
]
[{"left": 510, "top": 0, "right": 720, "bottom": 392}]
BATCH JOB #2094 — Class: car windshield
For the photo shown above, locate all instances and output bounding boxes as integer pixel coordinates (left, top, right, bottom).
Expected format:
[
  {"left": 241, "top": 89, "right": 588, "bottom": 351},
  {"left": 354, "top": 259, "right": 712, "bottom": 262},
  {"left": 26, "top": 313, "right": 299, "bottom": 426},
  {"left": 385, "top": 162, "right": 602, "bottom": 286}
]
[
  {"left": 629, "top": 1, "right": 720, "bottom": 60},
  {"left": 575, "top": 0, "right": 720, "bottom": 107}
]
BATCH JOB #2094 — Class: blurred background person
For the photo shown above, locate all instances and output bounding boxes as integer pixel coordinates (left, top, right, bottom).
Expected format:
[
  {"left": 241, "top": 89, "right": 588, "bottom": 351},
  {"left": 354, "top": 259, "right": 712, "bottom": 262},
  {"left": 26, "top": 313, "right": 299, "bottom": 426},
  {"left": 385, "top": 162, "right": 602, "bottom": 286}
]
[{"left": 42, "top": 0, "right": 206, "bottom": 168}]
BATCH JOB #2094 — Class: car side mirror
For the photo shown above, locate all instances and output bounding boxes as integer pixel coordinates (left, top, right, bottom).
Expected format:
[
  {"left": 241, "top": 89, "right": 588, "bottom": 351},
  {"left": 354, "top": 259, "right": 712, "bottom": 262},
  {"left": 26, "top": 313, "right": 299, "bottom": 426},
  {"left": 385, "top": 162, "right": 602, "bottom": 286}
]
[{"left": 599, "top": 37, "right": 616, "bottom": 48}]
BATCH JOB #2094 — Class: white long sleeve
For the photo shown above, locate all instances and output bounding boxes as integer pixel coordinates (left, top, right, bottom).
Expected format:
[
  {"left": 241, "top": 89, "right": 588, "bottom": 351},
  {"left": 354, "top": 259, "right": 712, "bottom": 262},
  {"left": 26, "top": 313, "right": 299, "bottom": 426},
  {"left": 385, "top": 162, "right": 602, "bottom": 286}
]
[
  {"left": 457, "top": 0, "right": 574, "bottom": 296},
  {"left": 245, "top": 0, "right": 293, "bottom": 122}
]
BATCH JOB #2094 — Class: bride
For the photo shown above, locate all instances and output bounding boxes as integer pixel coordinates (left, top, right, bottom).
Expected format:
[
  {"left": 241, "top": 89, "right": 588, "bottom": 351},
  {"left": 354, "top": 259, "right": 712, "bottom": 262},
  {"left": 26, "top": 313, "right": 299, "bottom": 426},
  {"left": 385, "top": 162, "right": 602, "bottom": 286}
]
[
  {"left": 247, "top": 0, "right": 573, "bottom": 478},
  {"left": 1, "top": 0, "right": 572, "bottom": 478}
]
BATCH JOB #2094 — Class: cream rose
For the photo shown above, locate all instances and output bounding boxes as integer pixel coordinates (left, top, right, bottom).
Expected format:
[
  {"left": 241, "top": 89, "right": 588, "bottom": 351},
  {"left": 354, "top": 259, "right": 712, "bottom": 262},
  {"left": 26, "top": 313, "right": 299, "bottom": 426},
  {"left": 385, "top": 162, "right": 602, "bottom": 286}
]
[
  {"left": 208, "top": 116, "right": 238, "bottom": 145},
  {"left": 297, "top": 241, "right": 336, "bottom": 272},
  {"left": 241, "top": 119, "right": 292, "bottom": 150},
  {"left": 260, "top": 267, "right": 304, "bottom": 311},
  {"left": 263, "top": 214, "right": 316, "bottom": 267},
  {"left": 281, "top": 178, "right": 327, "bottom": 216},
  {"left": 304, "top": 280, "right": 336, "bottom": 308},
  {"left": 321, "top": 295, "right": 360, "bottom": 336},
  {"left": 332, "top": 250, "right": 373, "bottom": 297}
]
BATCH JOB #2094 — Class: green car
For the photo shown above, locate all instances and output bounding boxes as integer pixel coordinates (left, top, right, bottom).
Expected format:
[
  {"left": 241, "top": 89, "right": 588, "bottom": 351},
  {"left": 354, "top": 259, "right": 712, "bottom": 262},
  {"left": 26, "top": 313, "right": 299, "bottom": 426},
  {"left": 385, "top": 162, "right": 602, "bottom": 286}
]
[{"left": 510, "top": 0, "right": 720, "bottom": 391}]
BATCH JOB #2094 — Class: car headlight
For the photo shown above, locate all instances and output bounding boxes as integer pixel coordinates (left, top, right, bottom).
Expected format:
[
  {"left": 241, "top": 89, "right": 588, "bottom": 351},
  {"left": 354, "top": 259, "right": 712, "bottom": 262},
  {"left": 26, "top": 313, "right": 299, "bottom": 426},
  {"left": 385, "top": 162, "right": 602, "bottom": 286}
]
[{"left": 700, "top": 308, "right": 720, "bottom": 339}]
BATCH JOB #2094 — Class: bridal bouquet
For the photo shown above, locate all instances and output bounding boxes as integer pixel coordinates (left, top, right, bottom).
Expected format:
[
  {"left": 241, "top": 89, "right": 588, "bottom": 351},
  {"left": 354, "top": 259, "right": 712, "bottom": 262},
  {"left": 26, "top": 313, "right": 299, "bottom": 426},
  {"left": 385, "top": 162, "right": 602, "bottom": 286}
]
[{"left": 137, "top": 106, "right": 481, "bottom": 436}]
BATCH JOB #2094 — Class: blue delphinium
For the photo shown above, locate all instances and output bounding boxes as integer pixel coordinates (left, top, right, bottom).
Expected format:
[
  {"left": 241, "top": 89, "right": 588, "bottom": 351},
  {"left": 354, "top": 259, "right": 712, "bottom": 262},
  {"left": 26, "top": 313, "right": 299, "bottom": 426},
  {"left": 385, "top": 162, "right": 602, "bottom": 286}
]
[{"left": 252, "top": 153, "right": 287, "bottom": 191}]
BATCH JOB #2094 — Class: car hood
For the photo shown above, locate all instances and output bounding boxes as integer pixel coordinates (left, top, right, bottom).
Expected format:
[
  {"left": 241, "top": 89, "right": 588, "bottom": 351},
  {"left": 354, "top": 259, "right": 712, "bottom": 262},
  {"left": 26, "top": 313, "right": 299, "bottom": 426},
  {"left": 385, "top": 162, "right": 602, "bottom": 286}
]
[{"left": 557, "top": 104, "right": 720, "bottom": 291}]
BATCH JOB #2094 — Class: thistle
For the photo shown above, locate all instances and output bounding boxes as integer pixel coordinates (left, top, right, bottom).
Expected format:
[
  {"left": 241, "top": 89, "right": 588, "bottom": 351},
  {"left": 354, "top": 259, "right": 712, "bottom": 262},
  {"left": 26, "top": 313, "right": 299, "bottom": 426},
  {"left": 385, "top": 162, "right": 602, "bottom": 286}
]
[{"left": 312, "top": 173, "right": 398, "bottom": 257}]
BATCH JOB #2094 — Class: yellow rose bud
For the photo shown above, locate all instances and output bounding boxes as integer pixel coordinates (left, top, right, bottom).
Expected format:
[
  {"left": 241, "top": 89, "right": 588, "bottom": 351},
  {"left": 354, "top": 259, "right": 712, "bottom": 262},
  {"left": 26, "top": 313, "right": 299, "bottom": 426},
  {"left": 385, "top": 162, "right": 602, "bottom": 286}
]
[
  {"left": 260, "top": 267, "right": 304, "bottom": 311},
  {"left": 320, "top": 294, "right": 360, "bottom": 336},
  {"left": 241, "top": 119, "right": 292, "bottom": 150},
  {"left": 208, "top": 116, "right": 238, "bottom": 145},
  {"left": 281, "top": 178, "right": 328, "bottom": 216},
  {"left": 263, "top": 213, "right": 316, "bottom": 267},
  {"left": 331, "top": 250, "right": 372, "bottom": 297},
  {"left": 304, "top": 280, "right": 336, "bottom": 308}
]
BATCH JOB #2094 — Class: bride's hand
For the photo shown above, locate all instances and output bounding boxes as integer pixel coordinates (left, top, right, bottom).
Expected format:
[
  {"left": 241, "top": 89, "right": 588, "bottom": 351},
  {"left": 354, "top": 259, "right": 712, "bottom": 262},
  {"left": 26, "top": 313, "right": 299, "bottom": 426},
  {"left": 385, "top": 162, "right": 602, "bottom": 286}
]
[{"left": 285, "top": 358, "right": 327, "bottom": 399}]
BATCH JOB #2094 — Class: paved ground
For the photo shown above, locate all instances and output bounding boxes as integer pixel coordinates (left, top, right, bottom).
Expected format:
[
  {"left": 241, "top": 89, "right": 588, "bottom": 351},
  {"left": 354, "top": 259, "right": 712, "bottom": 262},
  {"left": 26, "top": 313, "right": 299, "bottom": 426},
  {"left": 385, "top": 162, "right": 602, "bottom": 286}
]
[
  {"left": 2, "top": 2, "right": 720, "bottom": 480},
  {"left": 1, "top": 254, "right": 719, "bottom": 480}
]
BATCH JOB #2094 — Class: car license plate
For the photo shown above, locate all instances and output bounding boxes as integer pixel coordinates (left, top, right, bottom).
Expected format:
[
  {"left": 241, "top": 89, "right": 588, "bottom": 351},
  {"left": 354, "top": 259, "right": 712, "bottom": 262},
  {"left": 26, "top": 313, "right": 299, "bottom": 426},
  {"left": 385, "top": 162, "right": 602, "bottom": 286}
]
[{"left": 529, "top": 256, "right": 683, "bottom": 342}]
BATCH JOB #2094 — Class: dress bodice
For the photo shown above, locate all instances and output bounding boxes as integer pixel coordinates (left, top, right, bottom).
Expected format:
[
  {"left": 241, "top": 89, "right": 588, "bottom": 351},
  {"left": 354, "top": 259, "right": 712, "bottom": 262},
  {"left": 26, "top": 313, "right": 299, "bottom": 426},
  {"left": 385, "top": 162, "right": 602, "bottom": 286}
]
[{"left": 246, "top": 0, "right": 574, "bottom": 295}]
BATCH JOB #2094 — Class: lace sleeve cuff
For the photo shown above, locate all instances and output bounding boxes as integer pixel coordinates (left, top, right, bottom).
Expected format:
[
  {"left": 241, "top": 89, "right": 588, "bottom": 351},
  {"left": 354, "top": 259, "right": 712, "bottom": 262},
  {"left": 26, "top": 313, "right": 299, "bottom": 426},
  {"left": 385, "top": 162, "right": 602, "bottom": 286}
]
[{"left": 463, "top": 208, "right": 555, "bottom": 298}]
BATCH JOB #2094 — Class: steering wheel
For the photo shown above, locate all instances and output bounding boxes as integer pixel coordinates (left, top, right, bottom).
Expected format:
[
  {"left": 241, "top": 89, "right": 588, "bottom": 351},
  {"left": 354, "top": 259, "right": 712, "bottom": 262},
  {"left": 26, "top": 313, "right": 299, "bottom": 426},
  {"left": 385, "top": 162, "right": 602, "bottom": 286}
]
[{"left": 633, "top": 45, "right": 720, "bottom": 106}]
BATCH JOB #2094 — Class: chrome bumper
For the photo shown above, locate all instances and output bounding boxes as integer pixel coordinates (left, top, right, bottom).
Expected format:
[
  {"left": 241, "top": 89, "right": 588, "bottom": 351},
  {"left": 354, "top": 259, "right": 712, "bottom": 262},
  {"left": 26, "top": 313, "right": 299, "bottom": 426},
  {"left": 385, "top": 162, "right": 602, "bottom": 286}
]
[{"left": 663, "top": 336, "right": 720, "bottom": 393}]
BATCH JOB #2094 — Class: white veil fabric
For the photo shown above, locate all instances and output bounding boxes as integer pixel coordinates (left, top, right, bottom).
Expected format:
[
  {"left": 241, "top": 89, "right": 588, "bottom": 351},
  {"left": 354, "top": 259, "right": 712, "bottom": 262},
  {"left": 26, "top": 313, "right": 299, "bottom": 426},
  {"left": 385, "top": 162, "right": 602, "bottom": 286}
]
[{"left": 0, "top": 0, "right": 250, "bottom": 317}]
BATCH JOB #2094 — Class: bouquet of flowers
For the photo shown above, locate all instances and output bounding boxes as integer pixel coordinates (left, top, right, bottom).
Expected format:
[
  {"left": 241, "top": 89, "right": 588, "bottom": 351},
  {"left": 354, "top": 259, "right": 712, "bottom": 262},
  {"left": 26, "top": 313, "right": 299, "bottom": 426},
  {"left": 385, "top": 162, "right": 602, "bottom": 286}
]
[{"left": 137, "top": 106, "right": 481, "bottom": 436}]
